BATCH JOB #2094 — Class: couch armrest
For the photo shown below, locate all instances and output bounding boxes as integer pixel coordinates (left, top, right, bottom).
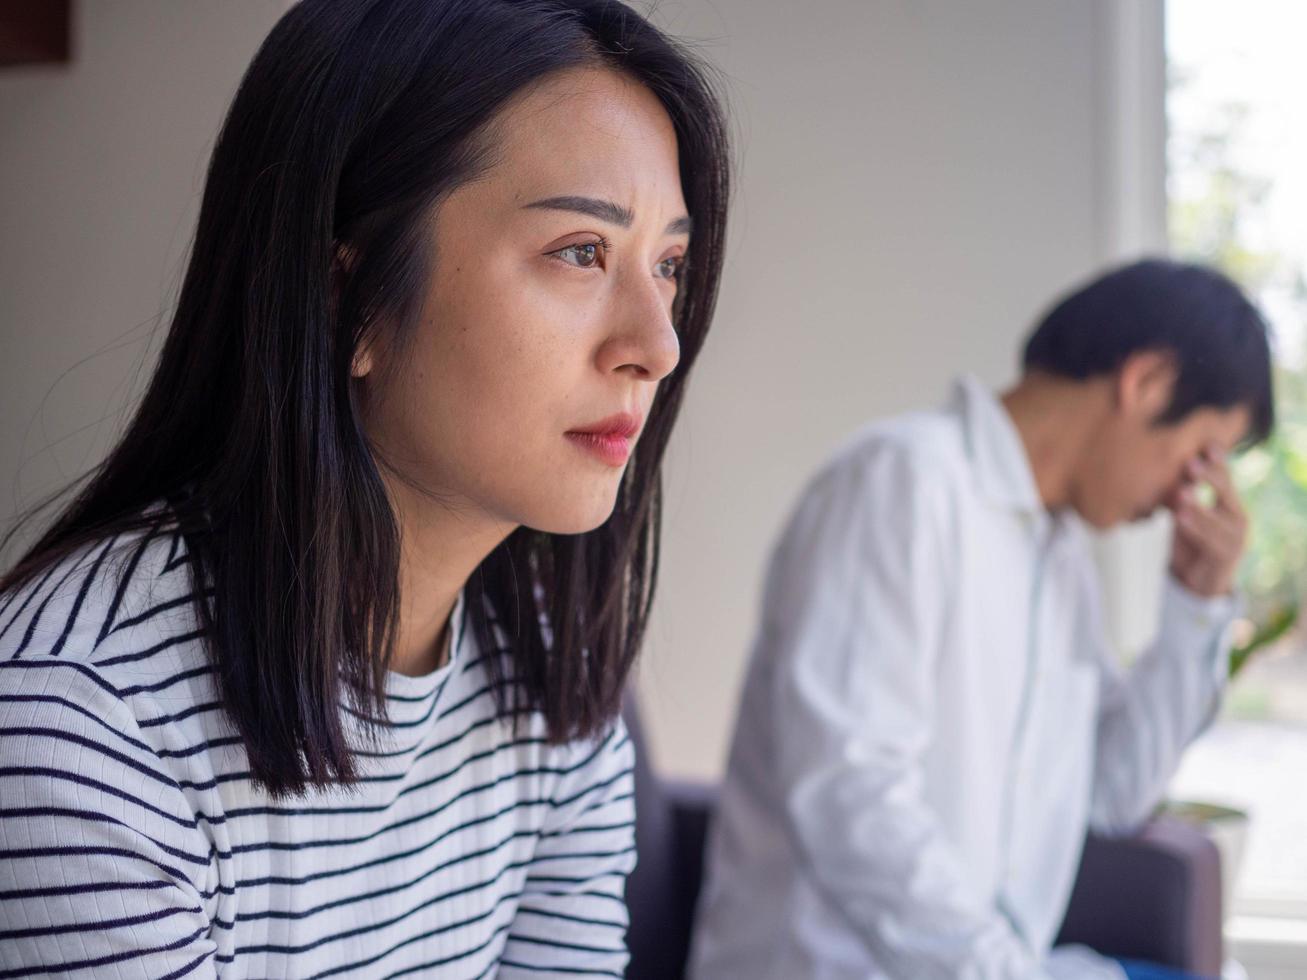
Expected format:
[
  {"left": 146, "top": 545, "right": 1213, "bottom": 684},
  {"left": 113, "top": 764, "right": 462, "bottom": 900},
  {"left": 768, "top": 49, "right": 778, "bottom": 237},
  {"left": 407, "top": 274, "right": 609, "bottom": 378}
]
[
  {"left": 1055, "top": 816, "right": 1223, "bottom": 975},
  {"left": 665, "top": 779, "right": 718, "bottom": 915}
]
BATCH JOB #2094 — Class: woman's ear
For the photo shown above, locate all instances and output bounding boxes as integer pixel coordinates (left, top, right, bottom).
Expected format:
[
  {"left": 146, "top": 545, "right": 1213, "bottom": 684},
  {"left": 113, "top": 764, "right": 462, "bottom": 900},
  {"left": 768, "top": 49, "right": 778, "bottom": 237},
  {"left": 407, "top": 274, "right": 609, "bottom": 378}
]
[
  {"left": 333, "top": 243, "right": 374, "bottom": 379},
  {"left": 1116, "top": 348, "right": 1178, "bottom": 422},
  {"left": 351, "top": 340, "right": 375, "bottom": 380}
]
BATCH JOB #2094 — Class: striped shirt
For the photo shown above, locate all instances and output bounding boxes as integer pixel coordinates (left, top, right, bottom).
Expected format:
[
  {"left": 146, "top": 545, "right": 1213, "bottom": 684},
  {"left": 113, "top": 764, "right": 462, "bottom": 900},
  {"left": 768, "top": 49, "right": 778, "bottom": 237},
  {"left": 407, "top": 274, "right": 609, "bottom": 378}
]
[{"left": 0, "top": 521, "right": 636, "bottom": 978}]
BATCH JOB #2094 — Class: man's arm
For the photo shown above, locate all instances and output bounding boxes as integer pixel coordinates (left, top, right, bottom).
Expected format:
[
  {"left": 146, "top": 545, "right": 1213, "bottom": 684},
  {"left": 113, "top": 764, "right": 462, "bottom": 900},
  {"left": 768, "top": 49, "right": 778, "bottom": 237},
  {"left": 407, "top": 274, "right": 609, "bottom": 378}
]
[
  {"left": 1090, "top": 448, "right": 1245, "bottom": 833},
  {"left": 765, "top": 443, "right": 1051, "bottom": 979}
]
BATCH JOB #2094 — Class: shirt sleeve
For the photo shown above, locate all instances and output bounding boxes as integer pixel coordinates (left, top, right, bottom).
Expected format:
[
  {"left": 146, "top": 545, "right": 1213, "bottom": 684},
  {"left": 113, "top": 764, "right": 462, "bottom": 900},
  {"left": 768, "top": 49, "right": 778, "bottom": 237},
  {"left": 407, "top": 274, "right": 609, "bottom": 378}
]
[
  {"left": 496, "top": 719, "right": 636, "bottom": 979},
  {"left": 0, "top": 657, "right": 218, "bottom": 980},
  {"left": 1088, "top": 575, "right": 1239, "bottom": 834},
  {"left": 764, "top": 443, "right": 1053, "bottom": 980}
]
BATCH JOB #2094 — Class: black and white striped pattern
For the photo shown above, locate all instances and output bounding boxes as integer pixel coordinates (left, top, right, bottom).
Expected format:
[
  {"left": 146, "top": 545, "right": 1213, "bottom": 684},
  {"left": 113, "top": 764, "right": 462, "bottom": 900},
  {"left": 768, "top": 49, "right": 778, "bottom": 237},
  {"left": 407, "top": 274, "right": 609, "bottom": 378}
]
[{"left": 0, "top": 523, "right": 635, "bottom": 978}]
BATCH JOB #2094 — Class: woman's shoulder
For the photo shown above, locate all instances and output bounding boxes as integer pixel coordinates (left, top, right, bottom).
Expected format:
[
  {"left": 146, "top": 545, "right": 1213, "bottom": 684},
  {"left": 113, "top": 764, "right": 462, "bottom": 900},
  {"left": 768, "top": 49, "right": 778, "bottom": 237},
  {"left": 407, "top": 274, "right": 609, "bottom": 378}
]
[
  {"left": 0, "top": 521, "right": 213, "bottom": 917},
  {"left": 0, "top": 512, "right": 211, "bottom": 692}
]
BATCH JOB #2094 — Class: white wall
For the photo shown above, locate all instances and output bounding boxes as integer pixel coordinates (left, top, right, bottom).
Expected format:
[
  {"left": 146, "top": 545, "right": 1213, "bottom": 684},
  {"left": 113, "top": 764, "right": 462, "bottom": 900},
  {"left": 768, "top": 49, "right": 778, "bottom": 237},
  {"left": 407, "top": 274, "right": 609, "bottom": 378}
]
[
  {"left": 2, "top": 1, "right": 1133, "bottom": 780},
  {"left": 0, "top": 0, "right": 289, "bottom": 557}
]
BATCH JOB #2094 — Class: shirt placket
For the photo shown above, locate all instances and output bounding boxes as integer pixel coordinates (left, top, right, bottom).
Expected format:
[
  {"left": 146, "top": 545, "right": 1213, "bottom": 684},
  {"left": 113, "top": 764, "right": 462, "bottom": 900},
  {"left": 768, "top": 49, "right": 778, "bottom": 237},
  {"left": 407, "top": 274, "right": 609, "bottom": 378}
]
[{"left": 995, "top": 513, "right": 1058, "bottom": 943}]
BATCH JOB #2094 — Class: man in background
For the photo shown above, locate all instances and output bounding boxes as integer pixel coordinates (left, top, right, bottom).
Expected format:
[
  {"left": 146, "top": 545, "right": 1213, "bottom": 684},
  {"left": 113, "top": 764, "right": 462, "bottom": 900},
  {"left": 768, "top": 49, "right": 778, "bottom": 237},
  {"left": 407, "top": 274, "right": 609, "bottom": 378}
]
[{"left": 689, "top": 260, "right": 1274, "bottom": 980}]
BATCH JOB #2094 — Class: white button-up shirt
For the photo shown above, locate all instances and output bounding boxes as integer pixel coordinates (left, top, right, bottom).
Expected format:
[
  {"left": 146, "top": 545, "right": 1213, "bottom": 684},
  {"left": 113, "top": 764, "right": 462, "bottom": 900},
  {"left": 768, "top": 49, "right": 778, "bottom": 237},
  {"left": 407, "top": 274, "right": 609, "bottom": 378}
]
[{"left": 688, "top": 376, "right": 1235, "bottom": 980}]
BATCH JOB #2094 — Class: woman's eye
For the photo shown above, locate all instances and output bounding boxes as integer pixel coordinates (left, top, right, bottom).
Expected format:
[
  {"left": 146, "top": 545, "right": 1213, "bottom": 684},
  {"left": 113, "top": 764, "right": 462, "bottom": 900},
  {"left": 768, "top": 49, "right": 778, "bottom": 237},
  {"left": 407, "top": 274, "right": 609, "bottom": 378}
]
[
  {"left": 657, "top": 255, "right": 684, "bottom": 281},
  {"left": 554, "top": 242, "right": 602, "bottom": 268}
]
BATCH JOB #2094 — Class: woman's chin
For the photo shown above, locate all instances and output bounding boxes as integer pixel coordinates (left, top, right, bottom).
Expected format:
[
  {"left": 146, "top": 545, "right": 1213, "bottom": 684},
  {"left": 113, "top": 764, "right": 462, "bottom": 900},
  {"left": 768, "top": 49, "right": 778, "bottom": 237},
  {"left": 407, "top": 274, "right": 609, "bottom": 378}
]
[{"left": 522, "top": 493, "right": 622, "bottom": 536}]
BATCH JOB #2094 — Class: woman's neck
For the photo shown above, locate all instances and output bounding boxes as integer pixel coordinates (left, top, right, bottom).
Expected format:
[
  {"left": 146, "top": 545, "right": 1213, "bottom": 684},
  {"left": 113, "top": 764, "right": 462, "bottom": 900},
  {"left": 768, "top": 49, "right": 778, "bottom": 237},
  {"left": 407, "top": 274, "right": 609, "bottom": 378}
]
[{"left": 385, "top": 480, "right": 515, "bottom": 677}]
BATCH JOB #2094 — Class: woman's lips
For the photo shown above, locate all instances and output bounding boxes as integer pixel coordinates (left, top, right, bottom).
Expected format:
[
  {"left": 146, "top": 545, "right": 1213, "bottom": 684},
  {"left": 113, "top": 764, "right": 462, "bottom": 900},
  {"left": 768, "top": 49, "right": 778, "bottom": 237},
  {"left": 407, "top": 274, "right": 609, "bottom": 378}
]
[
  {"left": 565, "top": 430, "right": 633, "bottom": 466},
  {"left": 565, "top": 413, "right": 641, "bottom": 467}
]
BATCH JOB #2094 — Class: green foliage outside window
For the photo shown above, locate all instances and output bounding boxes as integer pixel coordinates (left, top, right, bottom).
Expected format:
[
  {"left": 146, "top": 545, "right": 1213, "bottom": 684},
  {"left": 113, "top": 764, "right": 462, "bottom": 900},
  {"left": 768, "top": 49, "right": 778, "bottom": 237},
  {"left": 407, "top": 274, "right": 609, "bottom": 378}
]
[{"left": 1168, "top": 69, "right": 1305, "bottom": 678}]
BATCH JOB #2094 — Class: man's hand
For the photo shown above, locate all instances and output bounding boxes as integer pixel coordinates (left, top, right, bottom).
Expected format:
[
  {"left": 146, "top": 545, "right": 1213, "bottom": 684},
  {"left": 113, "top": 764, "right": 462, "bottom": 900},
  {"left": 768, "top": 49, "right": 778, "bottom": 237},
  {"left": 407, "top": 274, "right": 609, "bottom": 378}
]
[{"left": 1167, "top": 447, "right": 1248, "bottom": 598}]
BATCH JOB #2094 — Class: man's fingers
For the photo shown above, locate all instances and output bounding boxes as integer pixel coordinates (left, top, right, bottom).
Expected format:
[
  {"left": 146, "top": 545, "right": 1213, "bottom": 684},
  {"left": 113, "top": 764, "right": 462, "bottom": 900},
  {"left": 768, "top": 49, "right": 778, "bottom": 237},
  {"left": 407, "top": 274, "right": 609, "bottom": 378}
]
[
  {"left": 1195, "top": 450, "right": 1245, "bottom": 519},
  {"left": 1175, "top": 500, "right": 1243, "bottom": 557}
]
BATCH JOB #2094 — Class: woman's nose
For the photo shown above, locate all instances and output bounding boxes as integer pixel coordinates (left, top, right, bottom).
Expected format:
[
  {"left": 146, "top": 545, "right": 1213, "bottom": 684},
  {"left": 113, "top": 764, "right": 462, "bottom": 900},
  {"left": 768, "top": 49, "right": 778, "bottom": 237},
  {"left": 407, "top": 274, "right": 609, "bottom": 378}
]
[{"left": 595, "top": 276, "right": 681, "bottom": 382}]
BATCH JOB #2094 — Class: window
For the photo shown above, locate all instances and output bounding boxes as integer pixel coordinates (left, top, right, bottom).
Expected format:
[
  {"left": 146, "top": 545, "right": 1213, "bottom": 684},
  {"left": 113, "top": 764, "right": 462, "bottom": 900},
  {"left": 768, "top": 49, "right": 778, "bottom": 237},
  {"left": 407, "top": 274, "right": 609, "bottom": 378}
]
[{"left": 1165, "top": 0, "right": 1307, "bottom": 942}]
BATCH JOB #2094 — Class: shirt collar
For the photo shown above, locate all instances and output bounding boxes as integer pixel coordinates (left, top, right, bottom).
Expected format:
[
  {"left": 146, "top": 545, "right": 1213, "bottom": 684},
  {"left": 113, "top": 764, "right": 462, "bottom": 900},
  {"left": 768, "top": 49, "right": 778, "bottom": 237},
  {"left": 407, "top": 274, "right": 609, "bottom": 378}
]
[
  {"left": 378, "top": 589, "right": 469, "bottom": 708},
  {"left": 949, "top": 374, "right": 1045, "bottom": 517}
]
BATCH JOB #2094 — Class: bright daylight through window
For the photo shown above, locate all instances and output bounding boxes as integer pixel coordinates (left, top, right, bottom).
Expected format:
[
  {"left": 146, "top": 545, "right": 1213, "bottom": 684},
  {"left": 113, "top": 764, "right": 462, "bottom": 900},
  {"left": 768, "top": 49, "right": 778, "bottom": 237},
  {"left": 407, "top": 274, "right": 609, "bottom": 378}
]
[{"left": 1165, "top": 0, "right": 1307, "bottom": 933}]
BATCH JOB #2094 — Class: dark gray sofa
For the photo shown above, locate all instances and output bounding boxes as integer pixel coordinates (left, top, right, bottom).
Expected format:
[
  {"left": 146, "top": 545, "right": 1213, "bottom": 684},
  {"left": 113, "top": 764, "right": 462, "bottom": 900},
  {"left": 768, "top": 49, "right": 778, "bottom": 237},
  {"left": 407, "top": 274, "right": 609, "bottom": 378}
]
[{"left": 624, "top": 704, "right": 1223, "bottom": 979}]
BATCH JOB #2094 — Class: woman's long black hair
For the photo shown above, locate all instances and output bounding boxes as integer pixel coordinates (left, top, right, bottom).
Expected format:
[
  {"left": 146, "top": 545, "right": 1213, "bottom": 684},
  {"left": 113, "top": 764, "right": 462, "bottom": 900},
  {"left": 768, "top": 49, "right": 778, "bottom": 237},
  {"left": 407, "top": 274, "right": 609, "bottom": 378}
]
[{"left": 0, "top": 0, "right": 729, "bottom": 796}]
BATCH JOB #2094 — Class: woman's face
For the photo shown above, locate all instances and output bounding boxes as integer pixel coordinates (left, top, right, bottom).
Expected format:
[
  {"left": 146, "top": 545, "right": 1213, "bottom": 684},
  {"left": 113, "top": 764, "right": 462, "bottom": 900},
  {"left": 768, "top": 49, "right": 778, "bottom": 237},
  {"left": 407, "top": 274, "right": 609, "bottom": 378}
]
[{"left": 355, "top": 67, "right": 689, "bottom": 535}]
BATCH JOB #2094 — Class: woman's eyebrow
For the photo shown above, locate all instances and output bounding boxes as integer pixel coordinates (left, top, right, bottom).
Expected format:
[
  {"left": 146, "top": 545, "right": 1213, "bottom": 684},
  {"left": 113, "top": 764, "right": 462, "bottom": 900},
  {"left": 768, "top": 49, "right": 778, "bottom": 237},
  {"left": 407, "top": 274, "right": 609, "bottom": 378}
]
[
  {"left": 524, "top": 195, "right": 691, "bottom": 235},
  {"left": 525, "top": 195, "right": 633, "bottom": 227}
]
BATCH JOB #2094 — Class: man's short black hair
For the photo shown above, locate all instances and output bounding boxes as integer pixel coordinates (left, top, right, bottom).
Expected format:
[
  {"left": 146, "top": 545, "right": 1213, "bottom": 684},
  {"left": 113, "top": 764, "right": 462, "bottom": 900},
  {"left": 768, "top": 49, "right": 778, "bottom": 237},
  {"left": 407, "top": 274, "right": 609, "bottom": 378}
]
[{"left": 1022, "top": 258, "right": 1274, "bottom": 445}]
